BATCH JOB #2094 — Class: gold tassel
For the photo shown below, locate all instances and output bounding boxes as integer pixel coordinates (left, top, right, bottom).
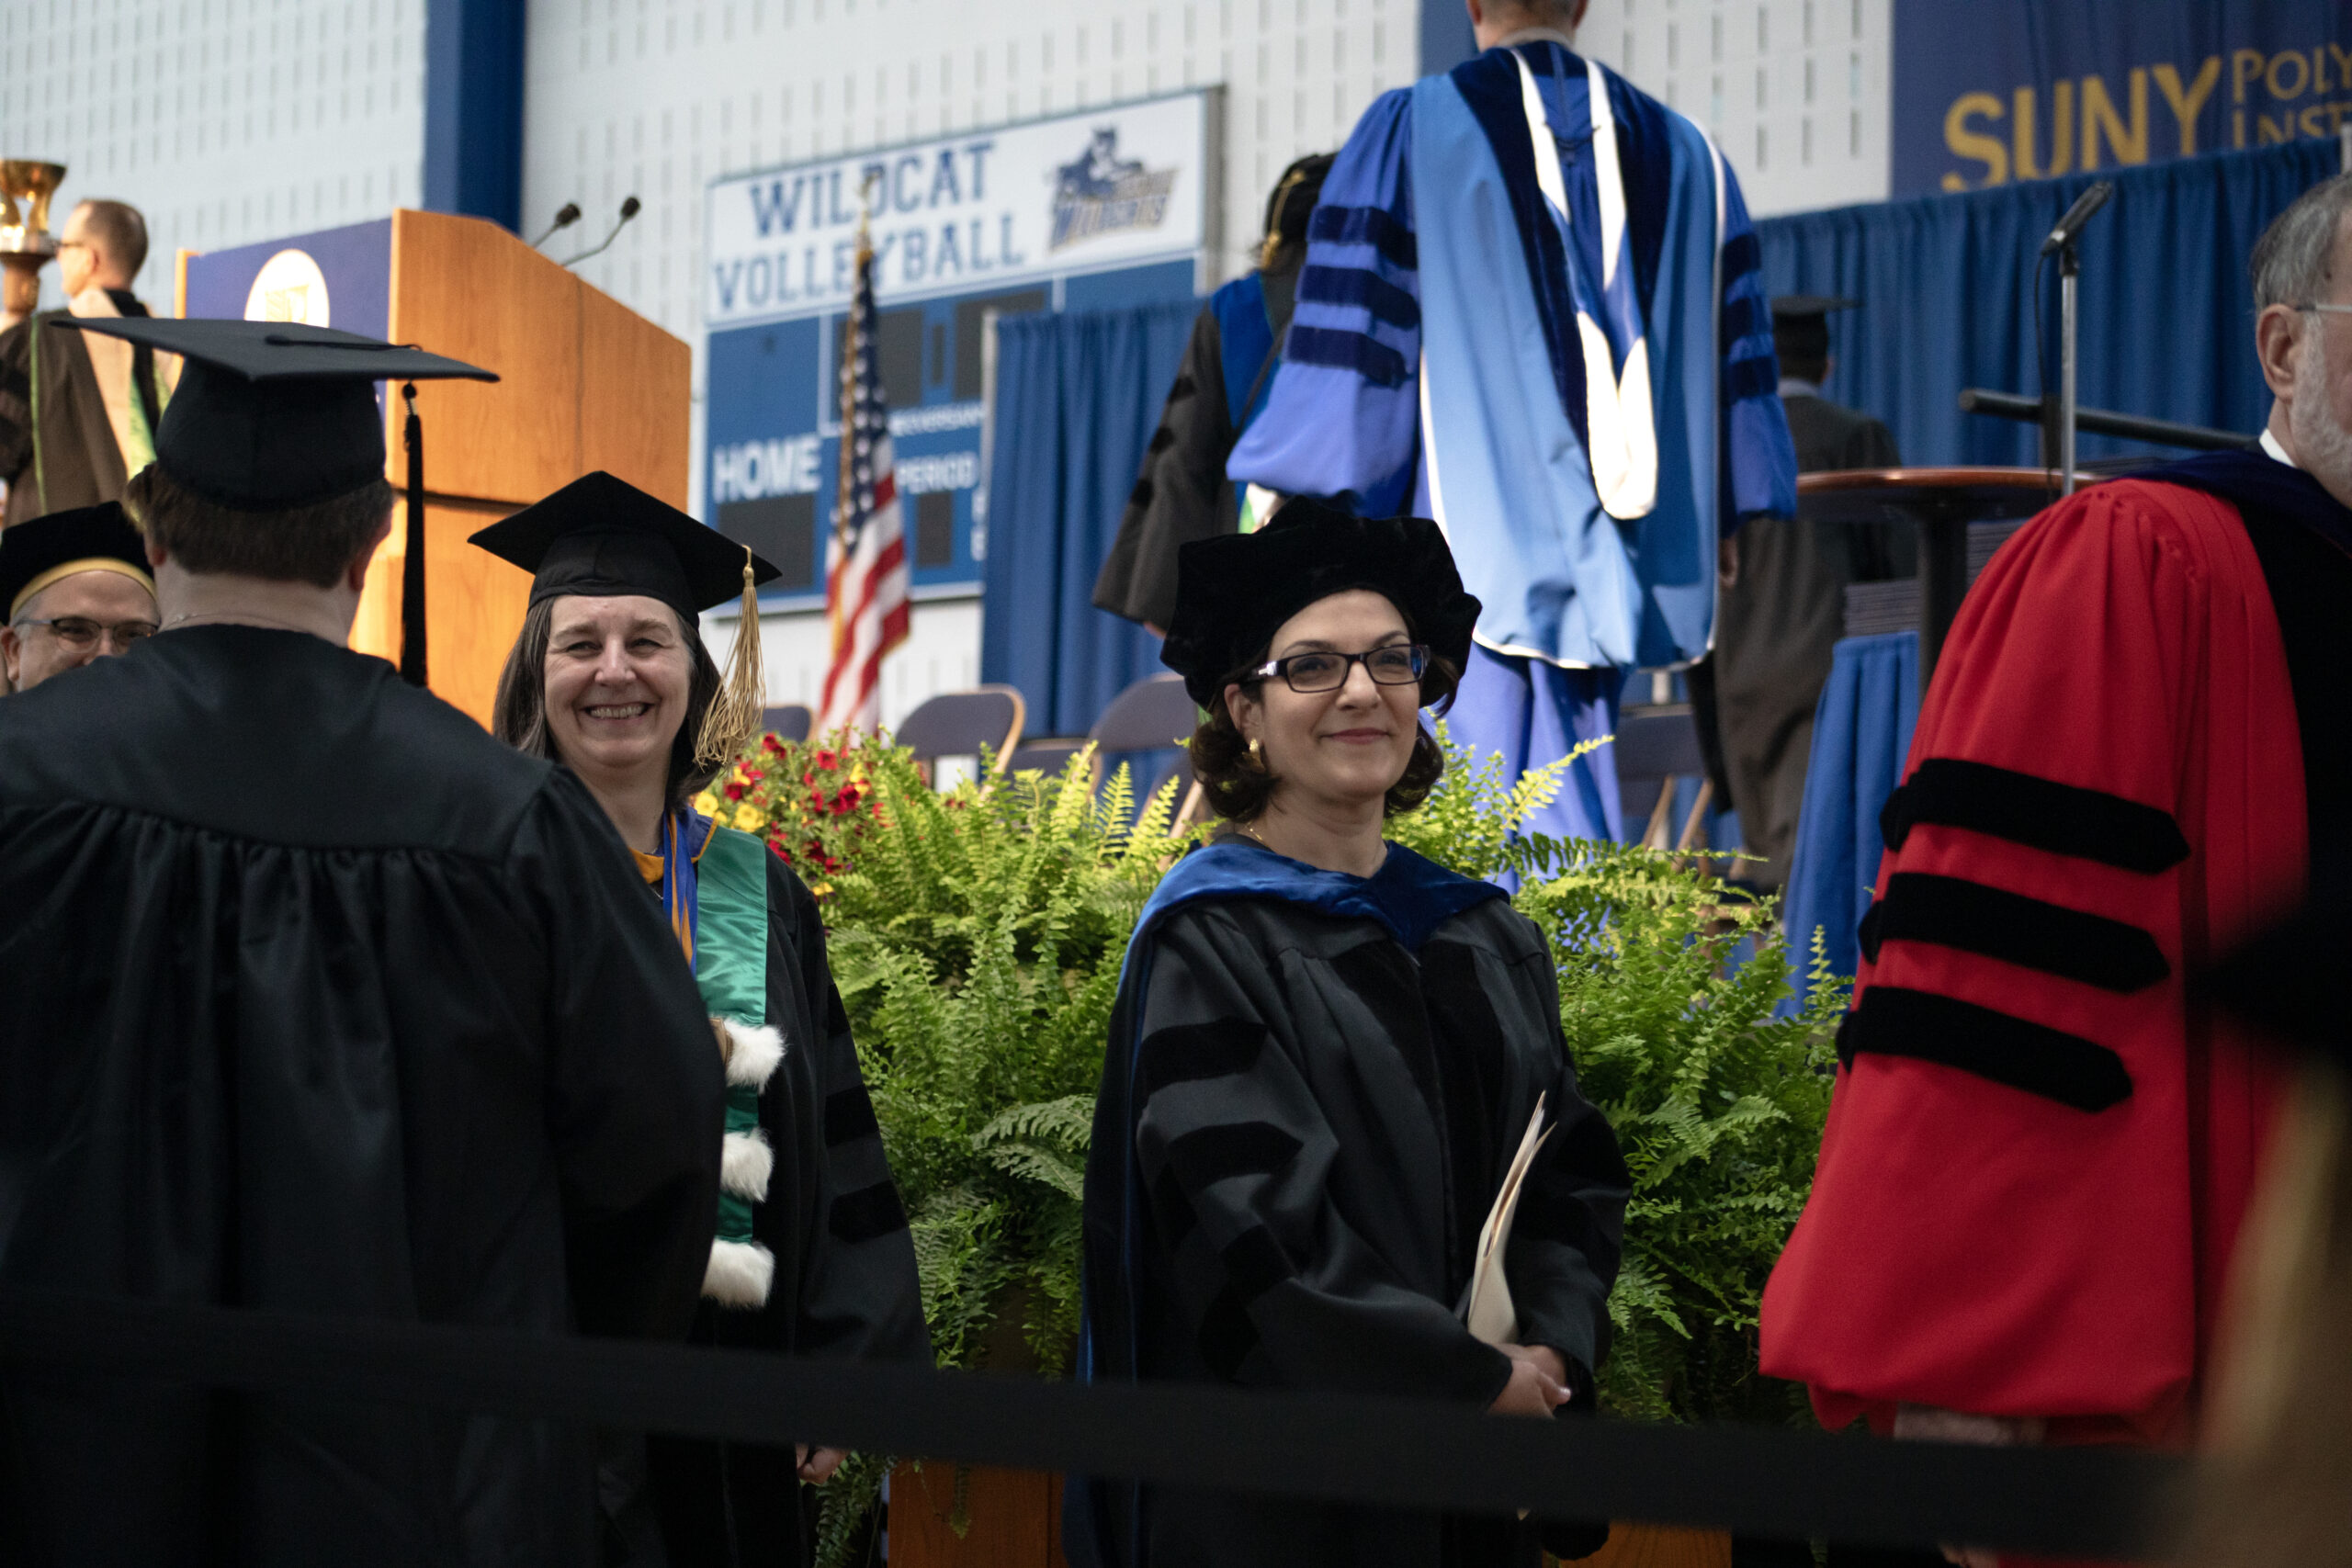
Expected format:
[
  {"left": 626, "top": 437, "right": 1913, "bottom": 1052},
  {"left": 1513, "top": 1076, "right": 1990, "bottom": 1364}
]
[
  {"left": 1258, "top": 166, "right": 1310, "bottom": 269},
  {"left": 694, "top": 547, "right": 766, "bottom": 771}
]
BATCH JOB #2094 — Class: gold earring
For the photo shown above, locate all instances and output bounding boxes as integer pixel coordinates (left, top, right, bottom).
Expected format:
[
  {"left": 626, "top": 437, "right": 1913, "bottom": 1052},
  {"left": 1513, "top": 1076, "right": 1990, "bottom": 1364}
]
[{"left": 1247, "top": 737, "right": 1266, "bottom": 772}]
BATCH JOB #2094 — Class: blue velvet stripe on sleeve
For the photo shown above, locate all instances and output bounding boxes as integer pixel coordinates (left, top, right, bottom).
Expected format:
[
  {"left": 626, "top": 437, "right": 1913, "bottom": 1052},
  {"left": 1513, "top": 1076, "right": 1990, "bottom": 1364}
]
[
  {"left": 1717, "top": 172, "right": 1798, "bottom": 528},
  {"left": 1227, "top": 88, "right": 1423, "bottom": 516}
]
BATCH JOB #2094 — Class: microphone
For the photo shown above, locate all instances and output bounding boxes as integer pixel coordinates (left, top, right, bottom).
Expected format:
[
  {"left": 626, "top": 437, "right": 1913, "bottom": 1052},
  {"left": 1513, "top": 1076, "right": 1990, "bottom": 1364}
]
[
  {"left": 2039, "top": 181, "right": 2113, "bottom": 256},
  {"left": 530, "top": 202, "right": 582, "bottom": 249},
  {"left": 561, "top": 197, "right": 642, "bottom": 268}
]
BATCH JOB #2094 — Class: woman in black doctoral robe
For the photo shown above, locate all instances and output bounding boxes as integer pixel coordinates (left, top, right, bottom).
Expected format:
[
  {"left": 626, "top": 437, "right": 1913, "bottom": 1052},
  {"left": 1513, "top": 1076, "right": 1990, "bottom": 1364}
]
[
  {"left": 474, "top": 472, "right": 932, "bottom": 1568},
  {"left": 1069, "top": 500, "right": 1631, "bottom": 1568}
]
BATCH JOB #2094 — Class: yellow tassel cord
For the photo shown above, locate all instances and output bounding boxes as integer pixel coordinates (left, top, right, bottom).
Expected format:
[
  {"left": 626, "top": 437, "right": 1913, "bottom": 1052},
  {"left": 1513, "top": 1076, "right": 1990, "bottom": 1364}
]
[
  {"left": 694, "top": 547, "right": 766, "bottom": 773},
  {"left": 1258, "top": 166, "right": 1311, "bottom": 270}
]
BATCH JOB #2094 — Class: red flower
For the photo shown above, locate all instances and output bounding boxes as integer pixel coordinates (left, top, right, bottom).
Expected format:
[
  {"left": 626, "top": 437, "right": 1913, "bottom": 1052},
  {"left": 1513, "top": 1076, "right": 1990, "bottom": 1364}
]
[
  {"left": 723, "top": 781, "right": 748, "bottom": 801},
  {"left": 814, "top": 748, "right": 841, "bottom": 771},
  {"left": 762, "top": 734, "right": 785, "bottom": 755}
]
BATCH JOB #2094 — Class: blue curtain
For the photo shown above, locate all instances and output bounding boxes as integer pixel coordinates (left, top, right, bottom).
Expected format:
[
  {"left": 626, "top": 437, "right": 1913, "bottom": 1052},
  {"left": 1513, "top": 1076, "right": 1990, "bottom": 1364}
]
[
  {"left": 1756, "top": 139, "right": 2342, "bottom": 467},
  {"left": 982, "top": 302, "right": 1197, "bottom": 738},
  {"left": 1779, "top": 632, "right": 1919, "bottom": 1017}
]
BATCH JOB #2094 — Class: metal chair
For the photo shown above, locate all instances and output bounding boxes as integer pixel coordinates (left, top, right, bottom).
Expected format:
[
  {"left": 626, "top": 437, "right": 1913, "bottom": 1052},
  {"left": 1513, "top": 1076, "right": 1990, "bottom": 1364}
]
[
  {"left": 760, "top": 704, "right": 813, "bottom": 744},
  {"left": 894, "top": 684, "right": 1025, "bottom": 784},
  {"left": 1088, "top": 673, "right": 1201, "bottom": 815},
  {"left": 1612, "top": 703, "right": 1714, "bottom": 851},
  {"left": 1003, "top": 738, "right": 1091, "bottom": 778}
]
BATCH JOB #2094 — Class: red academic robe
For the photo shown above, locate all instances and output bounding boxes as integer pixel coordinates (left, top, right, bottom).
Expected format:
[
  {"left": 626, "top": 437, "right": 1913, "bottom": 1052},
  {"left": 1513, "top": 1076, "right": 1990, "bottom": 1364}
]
[{"left": 1759, "top": 474, "right": 2312, "bottom": 1466}]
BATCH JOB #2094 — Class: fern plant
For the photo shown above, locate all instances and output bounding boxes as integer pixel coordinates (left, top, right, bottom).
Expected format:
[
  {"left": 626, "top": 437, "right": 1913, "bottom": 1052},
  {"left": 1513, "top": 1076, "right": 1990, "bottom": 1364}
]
[
  {"left": 710, "top": 738, "right": 1200, "bottom": 1559},
  {"left": 710, "top": 725, "right": 1848, "bottom": 1561}
]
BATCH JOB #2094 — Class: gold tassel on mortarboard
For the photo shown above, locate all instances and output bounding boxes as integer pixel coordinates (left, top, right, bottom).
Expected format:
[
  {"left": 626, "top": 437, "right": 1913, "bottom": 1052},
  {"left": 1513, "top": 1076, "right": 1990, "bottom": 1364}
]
[
  {"left": 1258, "top": 166, "right": 1312, "bottom": 270},
  {"left": 694, "top": 547, "right": 766, "bottom": 772}
]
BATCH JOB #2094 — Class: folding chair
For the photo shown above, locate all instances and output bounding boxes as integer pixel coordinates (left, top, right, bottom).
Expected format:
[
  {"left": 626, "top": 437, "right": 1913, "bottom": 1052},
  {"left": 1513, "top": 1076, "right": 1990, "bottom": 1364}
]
[
  {"left": 1613, "top": 704, "right": 1715, "bottom": 852},
  {"left": 760, "top": 704, "right": 813, "bottom": 744},
  {"left": 895, "top": 684, "right": 1025, "bottom": 787},
  {"left": 1088, "top": 673, "right": 1202, "bottom": 818}
]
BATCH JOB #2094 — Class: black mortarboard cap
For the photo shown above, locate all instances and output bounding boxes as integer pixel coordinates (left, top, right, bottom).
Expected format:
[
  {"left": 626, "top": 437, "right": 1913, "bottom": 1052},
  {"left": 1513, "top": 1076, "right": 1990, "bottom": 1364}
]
[
  {"left": 1771, "top": 295, "right": 1858, "bottom": 370},
  {"left": 51, "top": 318, "right": 495, "bottom": 510},
  {"left": 54, "top": 317, "right": 496, "bottom": 689},
  {"left": 1159, "top": 498, "right": 1481, "bottom": 708},
  {"left": 468, "top": 470, "right": 782, "bottom": 622},
  {"left": 1771, "top": 295, "right": 1860, "bottom": 319},
  {"left": 0, "top": 501, "right": 154, "bottom": 620}
]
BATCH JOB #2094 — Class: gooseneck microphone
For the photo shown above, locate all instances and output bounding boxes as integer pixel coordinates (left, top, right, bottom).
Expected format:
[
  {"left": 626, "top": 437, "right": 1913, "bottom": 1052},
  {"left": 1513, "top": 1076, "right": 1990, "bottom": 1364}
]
[
  {"left": 2040, "top": 182, "right": 2114, "bottom": 256},
  {"left": 531, "top": 203, "right": 582, "bottom": 249},
  {"left": 561, "top": 197, "right": 642, "bottom": 268}
]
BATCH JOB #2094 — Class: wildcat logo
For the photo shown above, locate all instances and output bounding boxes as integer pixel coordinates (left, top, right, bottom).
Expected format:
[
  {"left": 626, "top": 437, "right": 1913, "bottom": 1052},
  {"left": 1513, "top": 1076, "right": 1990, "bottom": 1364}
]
[{"left": 1048, "top": 129, "right": 1178, "bottom": 252}]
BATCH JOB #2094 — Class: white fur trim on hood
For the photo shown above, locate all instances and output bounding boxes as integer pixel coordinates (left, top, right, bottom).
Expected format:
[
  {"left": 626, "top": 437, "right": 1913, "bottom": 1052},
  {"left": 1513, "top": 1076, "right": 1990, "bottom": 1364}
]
[
  {"left": 703, "top": 1237, "right": 775, "bottom": 1309},
  {"left": 718, "top": 1019, "right": 786, "bottom": 1089},
  {"left": 721, "top": 1128, "right": 774, "bottom": 1201}
]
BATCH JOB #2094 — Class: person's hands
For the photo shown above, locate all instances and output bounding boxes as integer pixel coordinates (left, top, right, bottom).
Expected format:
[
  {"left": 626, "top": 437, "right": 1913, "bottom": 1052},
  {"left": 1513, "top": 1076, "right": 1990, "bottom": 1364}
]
[
  {"left": 1504, "top": 1343, "right": 1568, "bottom": 1390},
  {"left": 1890, "top": 1404, "right": 2046, "bottom": 1568},
  {"left": 1487, "top": 1345, "right": 1572, "bottom": 1417},
  {"left": 795, "top": 1445, "right": 848, "bottom": 1484}
]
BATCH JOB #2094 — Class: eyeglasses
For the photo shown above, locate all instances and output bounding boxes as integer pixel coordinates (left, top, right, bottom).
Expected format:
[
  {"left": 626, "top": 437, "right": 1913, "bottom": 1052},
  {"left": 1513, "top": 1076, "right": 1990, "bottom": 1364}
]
[
  {"left": 2296, "top": 303, "right": 2352, "bottom": 319},
  {"left": 14, "top": 615, "right": 159, "bottom": 651},
  {"left": 1249, "top": 643, "right": 1428, "bottom": 694}
]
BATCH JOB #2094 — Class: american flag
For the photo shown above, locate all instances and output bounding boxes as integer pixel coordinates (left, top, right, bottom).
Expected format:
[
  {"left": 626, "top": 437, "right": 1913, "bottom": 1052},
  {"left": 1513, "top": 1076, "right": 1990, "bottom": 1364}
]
[{"left": 817, "top": 221, "right": 910, "bottom": 735}]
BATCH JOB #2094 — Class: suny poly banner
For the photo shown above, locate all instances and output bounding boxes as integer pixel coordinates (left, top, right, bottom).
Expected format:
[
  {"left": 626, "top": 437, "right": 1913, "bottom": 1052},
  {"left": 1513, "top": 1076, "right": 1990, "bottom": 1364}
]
[{"left": 1894, "top": 0, "right": 2351, "bottom": 196}]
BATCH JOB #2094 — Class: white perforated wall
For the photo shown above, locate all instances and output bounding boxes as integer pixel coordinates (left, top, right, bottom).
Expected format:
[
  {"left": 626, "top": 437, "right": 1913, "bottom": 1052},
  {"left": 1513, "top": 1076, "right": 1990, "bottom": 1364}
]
[
  {"left": 0, "top": 0, "right": 425, "bottom": 313},
  {"left": 1577, "top": 0, "right": 1894, "bottom": 218}
]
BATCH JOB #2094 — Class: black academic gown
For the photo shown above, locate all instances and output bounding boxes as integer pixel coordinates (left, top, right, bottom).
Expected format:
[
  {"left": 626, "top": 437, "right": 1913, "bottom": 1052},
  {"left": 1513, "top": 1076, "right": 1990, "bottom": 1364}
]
[
  {"left": 1091, "top": 265, "right": 1296, "bottom": 631},
  {"left": 1071, "top": 842, "right": 1628, "bottom": 1568},
  {"left": 1706, "top": 392, "right": 1905, "bottom": 889},
  {"left": 648, "top": 851, "right": 933, "bottom": 1568},
  {"left": 0, "top": 626, "right": 725, "bottom": 1568},
  {"left": 0, "top": 294, "right": 165, "bottom": 525}
]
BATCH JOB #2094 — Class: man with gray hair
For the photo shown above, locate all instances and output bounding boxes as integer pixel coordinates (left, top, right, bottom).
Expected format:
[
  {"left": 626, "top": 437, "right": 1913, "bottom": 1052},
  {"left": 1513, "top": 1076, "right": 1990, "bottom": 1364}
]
[
  {"left": 0, "top": 197, "right": 175, "bottom": 525},
  {"left": 1760, "top": 175, "right": 2352, "bottom": 1564}
]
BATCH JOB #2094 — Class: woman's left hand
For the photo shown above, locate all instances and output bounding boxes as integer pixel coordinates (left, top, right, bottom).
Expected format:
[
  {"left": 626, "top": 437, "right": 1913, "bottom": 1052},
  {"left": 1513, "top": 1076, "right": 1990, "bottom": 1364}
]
[
  {"left": 1503, "top": 1343, "right": 1569, "bottom": 1400},
  {"left": 796, "top": 1445, "right": 848, "bottom": 1483}
]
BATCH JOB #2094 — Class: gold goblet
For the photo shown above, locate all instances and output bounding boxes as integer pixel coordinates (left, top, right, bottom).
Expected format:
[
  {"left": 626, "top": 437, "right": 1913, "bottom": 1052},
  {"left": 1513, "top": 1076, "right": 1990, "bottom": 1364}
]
[{"left": 0, "top": 160, "right": 69, "bottom": 254}]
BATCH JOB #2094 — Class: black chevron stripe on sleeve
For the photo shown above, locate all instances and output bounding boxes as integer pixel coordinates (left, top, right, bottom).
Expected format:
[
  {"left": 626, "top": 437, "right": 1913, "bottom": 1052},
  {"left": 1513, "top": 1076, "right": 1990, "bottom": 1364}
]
[
  {"left": 1837, "top": 985, "right": 2132, "bottom": 1111},
  {"left": 1857, "top": 872, "right": 2170, "bottom": 993},
  {"left": 1880, "top": 758, "right": 2190, "bottom": 874}
]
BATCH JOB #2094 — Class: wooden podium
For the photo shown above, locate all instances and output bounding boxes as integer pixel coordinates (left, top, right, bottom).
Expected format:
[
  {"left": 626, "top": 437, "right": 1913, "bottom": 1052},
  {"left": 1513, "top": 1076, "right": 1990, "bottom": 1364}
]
[{"left": 337, "top": 209, "right": 689, "bottom": 726}]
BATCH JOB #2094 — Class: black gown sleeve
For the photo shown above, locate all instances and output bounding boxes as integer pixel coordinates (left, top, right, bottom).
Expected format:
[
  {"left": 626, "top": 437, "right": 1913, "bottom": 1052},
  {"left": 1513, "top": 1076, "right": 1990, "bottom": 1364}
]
[
  {"left": 0, "top": 320, "right": 31, "bottom": 488},
  {"left": 772, "top": 859, "right": 932, "bottom": 1363},
  {"left": 1091, "top": 305, "right": 1238, "bottom": 631},
  {"left": 1132, "top": 911, "right": 1515, "bottom": 1404},
  {"left": 514, "top": 768, "right": 728, "bottom": 1342}
]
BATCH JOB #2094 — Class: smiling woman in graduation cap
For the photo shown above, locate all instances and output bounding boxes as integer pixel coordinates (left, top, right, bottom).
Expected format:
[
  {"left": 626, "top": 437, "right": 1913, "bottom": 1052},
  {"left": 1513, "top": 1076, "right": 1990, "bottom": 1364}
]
[
  {"left": 1068, "top": 500, "right": 1631, "bottom": 1568},
  {"left": 473, "top": 471, "right": 931, "bottom": 1568}
]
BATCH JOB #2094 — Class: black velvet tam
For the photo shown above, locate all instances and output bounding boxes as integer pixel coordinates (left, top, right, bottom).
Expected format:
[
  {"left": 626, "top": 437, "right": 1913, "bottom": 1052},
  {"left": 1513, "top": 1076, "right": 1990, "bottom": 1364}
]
[
  {"left": 469, "top": 470, "right": 780, "bottom": 622},
  {"left": 1159, "top": 498, "right": 1481, "bottom": 707},
  {"left": 1770, "top": 294, "right": 1857, "bottom": 371},
  {"left": 51, "top": 318, "right": 495, "bottom": 509},
  {"left": 0, "top": 502, "right": 152, "bottom": 618}
]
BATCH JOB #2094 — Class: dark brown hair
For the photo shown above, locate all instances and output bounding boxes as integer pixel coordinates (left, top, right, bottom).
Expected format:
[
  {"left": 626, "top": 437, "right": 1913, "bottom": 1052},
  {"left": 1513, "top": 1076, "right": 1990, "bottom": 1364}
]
[
  {"left": 1189, "top": 617, "right": 1460, "bottom": 823},
  {"left": 491, "top": 595, "right": 726, "bottom": 809},
  {"left": 124, "top": 463, "right": 393, "bottom": 587}
]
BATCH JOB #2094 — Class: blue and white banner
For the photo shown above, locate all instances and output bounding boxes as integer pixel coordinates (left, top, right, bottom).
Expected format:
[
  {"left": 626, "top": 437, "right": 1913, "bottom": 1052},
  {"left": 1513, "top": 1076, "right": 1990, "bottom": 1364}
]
[
  {"left": 1894, "top": 0, "right": 2350, "bottom": 197},
  {"left": 705, "top": 92, "right": 1210, "bottom": 327}
]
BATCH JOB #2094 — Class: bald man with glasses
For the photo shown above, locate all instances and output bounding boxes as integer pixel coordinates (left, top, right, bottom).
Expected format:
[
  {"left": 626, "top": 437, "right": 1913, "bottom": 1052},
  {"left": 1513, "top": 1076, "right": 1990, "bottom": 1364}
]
[{"left": 0, "top": 502, "right": 157, "bottom": 692}]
